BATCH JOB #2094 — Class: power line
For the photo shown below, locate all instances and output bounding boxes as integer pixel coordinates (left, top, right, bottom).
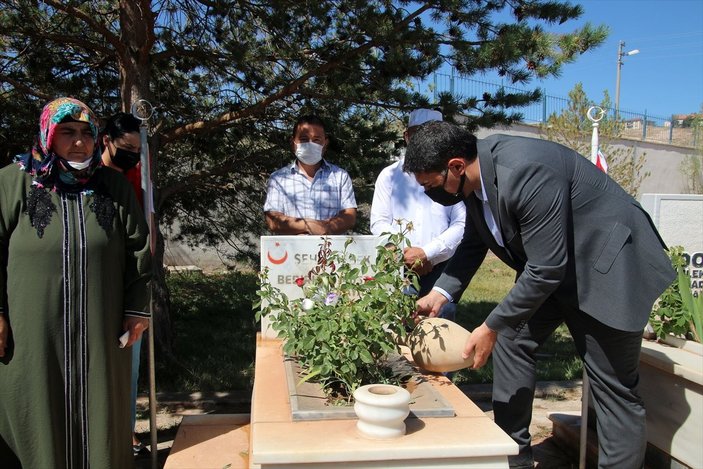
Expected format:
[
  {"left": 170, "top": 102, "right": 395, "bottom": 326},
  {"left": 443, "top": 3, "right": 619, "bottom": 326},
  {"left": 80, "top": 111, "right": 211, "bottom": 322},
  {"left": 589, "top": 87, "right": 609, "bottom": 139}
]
[
  {"left": 625, "top": 51, "right": 703, "bottom": 61},
  {"left": 627, "top": 30, "right": 703, "bottom": 43},
  {"left": 628, "top": 43, "right": 703, "bottom": 54}
]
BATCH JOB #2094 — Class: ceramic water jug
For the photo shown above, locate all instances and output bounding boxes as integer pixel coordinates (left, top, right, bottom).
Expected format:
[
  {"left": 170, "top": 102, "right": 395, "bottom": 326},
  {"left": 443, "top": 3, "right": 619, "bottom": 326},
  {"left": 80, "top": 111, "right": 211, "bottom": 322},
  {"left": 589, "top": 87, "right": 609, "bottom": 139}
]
[{"left": 408, "top": 317, "right": 475, "bottom": 373}]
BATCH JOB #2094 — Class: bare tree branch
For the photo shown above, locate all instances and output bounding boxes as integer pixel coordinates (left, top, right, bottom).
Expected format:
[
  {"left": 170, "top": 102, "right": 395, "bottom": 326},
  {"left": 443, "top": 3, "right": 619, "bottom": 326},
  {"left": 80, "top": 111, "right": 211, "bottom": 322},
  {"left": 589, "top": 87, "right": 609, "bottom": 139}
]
[
  {"left": 43, "top": 0, "right": 123, "bottom": 53},
  {"left": 0, "top": 74, "right": 53, "bottom": 100}
]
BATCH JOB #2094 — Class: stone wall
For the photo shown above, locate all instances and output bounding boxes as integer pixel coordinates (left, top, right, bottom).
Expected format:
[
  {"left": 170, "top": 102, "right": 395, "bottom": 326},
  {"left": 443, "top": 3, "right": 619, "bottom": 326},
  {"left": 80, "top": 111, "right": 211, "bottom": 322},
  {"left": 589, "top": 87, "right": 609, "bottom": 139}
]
[{"left": 476, "top": 122, "right": 700, "bottom": 194}]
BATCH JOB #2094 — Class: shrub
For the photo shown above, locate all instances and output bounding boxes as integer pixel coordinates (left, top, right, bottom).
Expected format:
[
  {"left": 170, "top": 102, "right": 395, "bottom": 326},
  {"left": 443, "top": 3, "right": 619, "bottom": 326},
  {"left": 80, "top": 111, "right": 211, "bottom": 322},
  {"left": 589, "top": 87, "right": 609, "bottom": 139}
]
[
  {"left": 650, "top": 246, "right": 702, "bottom": 342},
  {"left": 256, "top": 228, "right": 419, "bottom": 401}
]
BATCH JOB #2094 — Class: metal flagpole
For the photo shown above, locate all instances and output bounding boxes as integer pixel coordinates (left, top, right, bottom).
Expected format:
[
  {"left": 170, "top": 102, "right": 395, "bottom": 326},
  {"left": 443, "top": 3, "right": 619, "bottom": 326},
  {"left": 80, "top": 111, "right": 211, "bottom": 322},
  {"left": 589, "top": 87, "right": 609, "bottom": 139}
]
[
  {"left": 588, "top": 106, "right": 605, "bottom": 164},
  {"left": 131, "top": 99, "right": 159, "bottom": 469},
  {"left": 579, "top": 105, "right": 605, "bottom": 469}
]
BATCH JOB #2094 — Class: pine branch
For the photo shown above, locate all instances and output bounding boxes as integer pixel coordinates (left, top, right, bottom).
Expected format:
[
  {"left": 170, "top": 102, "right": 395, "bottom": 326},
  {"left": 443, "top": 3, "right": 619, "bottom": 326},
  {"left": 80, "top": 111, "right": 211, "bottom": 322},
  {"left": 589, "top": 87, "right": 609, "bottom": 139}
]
[{"left": 160, "top": 4, "right": 433, "bottom": 143}]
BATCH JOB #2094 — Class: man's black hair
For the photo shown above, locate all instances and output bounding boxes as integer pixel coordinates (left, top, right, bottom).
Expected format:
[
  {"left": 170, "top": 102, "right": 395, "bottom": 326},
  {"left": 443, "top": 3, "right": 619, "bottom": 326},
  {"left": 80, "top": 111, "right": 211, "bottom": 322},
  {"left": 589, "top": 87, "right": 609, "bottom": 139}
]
[
  {"left": 292, "top": 114, "right": 327, "bottom": 139},
  {"left": 103, "top": 112, "right": 141, "bottom": 139},
  {"left": 403, "top": 121, "right": 478, "bottom": 173}
]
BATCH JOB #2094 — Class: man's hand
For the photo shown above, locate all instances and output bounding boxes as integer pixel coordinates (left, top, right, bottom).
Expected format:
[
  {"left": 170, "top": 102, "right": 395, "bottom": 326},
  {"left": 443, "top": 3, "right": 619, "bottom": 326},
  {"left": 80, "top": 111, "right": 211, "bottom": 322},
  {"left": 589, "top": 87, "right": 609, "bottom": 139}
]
[
  {"left": 415, "top": 290, "right": 449, "bottom": 320},
  {"left": 0, "top": 315, "right": 9, "bottom": 358},
  {"left": 403, "top": 247, "right": 431, "bottom": 276},
  {"left": 122, "top": 317, "right": 149, "bottom": 348},
  {"left": 463, "top": 322, "right": 498, "bottom": 369},
  {"left": 304, "top": 219, "right": 328, "bottom": 235}
]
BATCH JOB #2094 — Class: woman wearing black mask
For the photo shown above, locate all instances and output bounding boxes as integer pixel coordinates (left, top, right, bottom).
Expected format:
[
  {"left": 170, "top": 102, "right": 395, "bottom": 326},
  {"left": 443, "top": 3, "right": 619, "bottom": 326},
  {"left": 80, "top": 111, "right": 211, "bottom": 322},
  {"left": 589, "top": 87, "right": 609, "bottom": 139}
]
[
  {"left": 102, "top": 112, "right": 143, "bottom": 204},
  {"left": 101, "top": 112, "right": 150, "bottom": 458}
]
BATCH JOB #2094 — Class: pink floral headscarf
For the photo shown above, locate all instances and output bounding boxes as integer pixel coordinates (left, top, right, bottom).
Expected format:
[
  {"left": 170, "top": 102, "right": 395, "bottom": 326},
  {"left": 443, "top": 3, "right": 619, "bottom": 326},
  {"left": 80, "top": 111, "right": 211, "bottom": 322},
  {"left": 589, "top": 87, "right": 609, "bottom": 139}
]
[
  {"left": 38, "top": 97, "right": 98, "bottom": 156},
  {"left": 18, "top": 97, "right": 101, "bottom": 189}
]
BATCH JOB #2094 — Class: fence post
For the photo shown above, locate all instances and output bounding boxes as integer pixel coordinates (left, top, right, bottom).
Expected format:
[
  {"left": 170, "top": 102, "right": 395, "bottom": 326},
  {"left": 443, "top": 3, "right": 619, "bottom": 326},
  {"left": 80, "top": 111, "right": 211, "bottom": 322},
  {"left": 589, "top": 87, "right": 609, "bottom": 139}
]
[
  {"left": 642, "top": 110, "right": 648, "bottom": 141},
  {"left": 542, "top": 89, "right": 547, "bottom": 123},
  {"left": 669, "top": 115, "right": 674, "bottom": 144},
  {"left": 500, "top": 84, "right": 505, "bottom": 112},
  {"left": 433, "top": 72, "right": 437, "bottom": 103}
]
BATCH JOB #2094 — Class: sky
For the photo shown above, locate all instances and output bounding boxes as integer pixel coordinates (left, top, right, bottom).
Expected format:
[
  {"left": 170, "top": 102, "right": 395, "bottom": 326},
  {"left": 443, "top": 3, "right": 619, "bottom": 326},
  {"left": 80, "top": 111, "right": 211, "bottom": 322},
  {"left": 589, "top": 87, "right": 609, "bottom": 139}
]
[
  {"left": 542, "top": 0, "right": 703, "bottom": 119},
  {"left": 447, "top": 0, "right": 703, "bottom": 120}
]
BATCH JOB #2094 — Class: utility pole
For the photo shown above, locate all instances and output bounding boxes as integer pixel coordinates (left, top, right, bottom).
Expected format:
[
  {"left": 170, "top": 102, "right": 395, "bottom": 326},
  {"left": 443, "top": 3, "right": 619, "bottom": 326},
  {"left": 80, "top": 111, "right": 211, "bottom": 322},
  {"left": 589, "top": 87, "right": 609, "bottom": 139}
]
[{"left": 615, "top": 41, "right": 640, "bottom": 119}]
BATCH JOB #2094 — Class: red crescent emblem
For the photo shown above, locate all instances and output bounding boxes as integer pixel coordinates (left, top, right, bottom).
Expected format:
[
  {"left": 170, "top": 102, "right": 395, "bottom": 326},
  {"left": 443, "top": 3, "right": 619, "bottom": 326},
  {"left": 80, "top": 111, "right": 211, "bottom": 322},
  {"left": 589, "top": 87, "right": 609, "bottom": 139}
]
[{"left": 267, "top": 250, "right": 288, "bottom": 265}]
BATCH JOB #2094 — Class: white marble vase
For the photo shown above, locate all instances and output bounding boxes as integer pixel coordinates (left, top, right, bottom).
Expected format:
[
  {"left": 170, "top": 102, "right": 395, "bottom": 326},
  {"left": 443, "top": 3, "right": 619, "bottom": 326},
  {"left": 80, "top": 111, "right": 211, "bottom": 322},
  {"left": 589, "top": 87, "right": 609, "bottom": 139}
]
[{"left": 353, "top": 384, "right": 411, "bottom": 439}]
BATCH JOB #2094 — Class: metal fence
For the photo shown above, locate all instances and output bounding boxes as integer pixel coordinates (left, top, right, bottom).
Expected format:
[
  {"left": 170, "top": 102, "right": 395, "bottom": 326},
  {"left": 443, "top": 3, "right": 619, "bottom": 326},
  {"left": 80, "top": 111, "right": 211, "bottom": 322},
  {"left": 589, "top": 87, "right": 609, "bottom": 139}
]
[{"left": 431, "top": 72, "right": 701, "bottom": 149}]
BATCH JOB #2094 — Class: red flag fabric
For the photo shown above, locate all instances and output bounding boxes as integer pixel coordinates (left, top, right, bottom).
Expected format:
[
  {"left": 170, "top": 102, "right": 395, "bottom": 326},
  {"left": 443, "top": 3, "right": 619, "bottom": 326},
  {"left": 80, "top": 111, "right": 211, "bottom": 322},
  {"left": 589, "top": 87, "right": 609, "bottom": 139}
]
[{"left": 596, "top": 148, "right": 608, "bottom": 174}]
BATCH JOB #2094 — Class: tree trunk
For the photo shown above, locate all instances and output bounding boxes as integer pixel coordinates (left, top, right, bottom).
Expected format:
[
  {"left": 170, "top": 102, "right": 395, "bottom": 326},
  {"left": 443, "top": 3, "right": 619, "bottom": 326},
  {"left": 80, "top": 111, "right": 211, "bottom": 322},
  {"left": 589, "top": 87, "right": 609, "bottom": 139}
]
[
  {"left": 151, "top": 216, "right": 175, "bottom": 358},
  {"left": 117, "top": 1, "right": 174, "bottom": 357},
  {"left": 118, "top": 0, "right": 155, "bottom": 110}
]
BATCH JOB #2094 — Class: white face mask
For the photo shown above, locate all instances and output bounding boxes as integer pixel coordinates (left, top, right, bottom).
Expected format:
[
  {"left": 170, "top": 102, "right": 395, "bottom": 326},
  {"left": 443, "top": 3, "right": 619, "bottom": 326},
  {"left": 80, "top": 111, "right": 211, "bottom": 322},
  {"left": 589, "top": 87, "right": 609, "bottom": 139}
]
[
  {"left": 65, "top": 156, "right": 93, "bottom": 170},
  {"left": 295, "top": 142, "right": 324, "bottom": 165}
]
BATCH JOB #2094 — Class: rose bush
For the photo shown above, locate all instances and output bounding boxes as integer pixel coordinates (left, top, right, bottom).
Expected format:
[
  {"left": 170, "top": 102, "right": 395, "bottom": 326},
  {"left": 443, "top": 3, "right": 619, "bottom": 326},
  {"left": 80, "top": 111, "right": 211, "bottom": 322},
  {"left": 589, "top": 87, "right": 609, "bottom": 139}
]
[{"left": 256, "top": 227, "right": 419, "bottom": 402}]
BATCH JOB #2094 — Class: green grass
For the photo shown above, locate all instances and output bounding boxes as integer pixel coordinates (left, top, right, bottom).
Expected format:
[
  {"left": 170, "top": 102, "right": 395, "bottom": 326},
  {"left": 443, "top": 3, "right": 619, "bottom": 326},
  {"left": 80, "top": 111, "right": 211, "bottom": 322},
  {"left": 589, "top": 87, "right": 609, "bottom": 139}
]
[
  {"left": 450, "top": 255, "right": 582, "bottom": 385},
  {"left": 150, "top": 270, "right": 259, "bottom": 392},
  {"left": 151, "top": 255, "right": 582, "bottom": 391}
]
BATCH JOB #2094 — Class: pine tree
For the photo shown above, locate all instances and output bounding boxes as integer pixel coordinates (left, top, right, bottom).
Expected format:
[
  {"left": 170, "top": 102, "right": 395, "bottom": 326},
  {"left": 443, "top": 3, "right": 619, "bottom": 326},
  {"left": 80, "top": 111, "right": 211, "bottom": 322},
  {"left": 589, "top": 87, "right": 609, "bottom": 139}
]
[{"left": 1, "top": 1, "right": 608, "bottom": 351}]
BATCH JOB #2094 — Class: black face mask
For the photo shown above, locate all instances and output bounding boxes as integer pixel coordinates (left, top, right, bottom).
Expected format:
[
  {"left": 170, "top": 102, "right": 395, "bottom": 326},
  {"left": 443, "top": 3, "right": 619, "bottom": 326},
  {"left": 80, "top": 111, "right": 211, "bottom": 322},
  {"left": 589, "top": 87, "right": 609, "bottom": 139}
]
[
  {"left": 111, "top": 147, "right": 141, "bottom": 170},
  {"left": 424, "top": 170, "right": 466, "bottom": 206}
]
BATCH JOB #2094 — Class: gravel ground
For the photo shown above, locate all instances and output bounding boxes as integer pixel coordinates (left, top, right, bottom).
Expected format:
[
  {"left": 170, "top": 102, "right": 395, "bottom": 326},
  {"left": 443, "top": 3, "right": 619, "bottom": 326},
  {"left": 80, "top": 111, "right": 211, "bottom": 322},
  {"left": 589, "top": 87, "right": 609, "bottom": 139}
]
[{"left": 460, "top": 381, "right": 584, "bottom": 468}]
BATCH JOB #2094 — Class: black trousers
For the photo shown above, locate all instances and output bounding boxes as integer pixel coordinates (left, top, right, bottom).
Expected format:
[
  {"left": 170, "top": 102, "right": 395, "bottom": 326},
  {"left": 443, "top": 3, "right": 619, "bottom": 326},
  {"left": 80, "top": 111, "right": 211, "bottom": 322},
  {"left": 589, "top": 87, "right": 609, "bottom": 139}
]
[{"left": 492, "top": 297, "right": 646, "bottom": 469}]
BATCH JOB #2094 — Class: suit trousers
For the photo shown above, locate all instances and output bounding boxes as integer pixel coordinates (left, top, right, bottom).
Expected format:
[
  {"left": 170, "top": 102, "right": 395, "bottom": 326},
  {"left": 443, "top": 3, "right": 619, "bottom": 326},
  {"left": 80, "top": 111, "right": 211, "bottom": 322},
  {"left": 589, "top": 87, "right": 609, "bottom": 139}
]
[{"left": 492, "top": 297, "right": 646, "bottom": 469}]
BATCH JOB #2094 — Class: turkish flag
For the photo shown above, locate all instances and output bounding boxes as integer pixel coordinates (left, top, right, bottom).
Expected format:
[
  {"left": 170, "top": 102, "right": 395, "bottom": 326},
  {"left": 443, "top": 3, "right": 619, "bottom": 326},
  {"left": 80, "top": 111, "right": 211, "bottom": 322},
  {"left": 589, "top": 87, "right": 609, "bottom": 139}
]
[{"left": 595, "top": 149, "right": 608, "bottom": 174}]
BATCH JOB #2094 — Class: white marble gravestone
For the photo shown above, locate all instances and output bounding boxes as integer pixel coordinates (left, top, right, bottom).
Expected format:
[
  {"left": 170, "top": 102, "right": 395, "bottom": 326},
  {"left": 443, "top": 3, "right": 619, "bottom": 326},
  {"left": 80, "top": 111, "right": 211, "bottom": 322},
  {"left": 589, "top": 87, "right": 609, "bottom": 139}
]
[
  {"left": 259, "top": 235, "right": 380, "bottom": 338},
  {"left": 640, "top": 194, "right": 703, "bottom": 295}
]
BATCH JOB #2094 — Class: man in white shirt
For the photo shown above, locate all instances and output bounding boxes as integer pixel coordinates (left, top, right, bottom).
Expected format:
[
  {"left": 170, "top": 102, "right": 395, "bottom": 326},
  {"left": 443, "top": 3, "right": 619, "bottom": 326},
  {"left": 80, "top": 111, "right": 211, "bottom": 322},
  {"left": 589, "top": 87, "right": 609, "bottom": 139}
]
[{"left": 370, "top": 109, "right": 466, "bottom": 320}]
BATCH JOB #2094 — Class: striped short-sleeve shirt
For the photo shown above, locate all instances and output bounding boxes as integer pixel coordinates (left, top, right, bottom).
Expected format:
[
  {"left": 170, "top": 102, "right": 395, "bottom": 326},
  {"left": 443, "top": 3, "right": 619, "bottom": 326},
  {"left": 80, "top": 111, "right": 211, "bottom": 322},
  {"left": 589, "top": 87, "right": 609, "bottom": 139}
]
[{"left": 264, "top": 160, "right": 357, "bottom": 220}]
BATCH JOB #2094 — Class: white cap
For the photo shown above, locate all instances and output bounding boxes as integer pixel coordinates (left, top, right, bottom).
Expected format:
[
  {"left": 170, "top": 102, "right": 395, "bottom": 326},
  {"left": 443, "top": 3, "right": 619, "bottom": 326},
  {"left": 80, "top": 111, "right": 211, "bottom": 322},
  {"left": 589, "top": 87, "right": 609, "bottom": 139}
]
[{"left": 408, "top": 108, "right": 443, "bottom": 128}]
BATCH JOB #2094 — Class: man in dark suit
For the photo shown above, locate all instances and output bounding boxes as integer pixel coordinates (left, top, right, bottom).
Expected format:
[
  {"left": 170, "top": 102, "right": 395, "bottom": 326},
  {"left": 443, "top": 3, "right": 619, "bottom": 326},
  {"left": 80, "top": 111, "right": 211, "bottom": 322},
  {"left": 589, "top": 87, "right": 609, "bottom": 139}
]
[{"left": 404, "top": 121, "right": 675, "bottom": 469}]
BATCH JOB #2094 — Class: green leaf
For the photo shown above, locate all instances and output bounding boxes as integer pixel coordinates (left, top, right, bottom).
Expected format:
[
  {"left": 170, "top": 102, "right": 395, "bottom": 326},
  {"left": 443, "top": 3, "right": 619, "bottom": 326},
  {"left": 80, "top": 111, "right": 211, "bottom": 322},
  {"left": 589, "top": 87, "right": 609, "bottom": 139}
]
[
  {"left": 298, "top": 367, "right": 322, "bottom": 385},
  {"left": 359, "top": 349, "right": 374, "bottom": 364}
]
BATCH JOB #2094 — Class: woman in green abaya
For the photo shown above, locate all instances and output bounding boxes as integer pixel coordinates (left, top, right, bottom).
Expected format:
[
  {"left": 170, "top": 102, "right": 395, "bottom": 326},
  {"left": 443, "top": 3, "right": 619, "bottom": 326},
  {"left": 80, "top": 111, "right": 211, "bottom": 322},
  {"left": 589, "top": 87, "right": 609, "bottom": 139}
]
[{"left": 0, "top": 97, "right": 151, "bottom": 469}]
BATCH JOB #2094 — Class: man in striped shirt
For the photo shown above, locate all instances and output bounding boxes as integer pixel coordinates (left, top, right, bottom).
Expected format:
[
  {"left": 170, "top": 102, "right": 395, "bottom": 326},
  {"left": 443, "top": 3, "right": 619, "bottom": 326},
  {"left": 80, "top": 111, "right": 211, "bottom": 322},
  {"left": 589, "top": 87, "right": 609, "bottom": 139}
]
[{"left": 264, "top": 115, "right": 357, "bottom": 234}]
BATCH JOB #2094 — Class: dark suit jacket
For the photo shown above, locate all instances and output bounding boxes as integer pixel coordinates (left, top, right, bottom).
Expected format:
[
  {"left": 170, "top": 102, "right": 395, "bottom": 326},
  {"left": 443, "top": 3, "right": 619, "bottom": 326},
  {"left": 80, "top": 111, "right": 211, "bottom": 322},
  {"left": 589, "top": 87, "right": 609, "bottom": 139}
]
[{"left": 436, "top": 134, "right": 676, "bottom": 339}]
